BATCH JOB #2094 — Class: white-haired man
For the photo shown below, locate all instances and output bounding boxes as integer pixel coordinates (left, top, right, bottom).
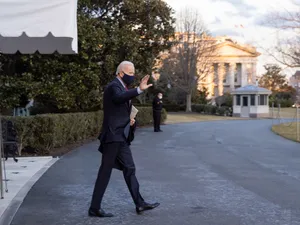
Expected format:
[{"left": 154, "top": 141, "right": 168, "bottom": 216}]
[{"left": 89, "top": 61, "right": 160, "bottom": 217}]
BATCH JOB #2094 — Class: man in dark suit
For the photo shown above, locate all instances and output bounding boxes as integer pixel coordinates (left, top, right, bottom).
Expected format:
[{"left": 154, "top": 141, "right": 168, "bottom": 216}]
[
  {"left": 89, "top": 61, "right": 160, "bottom": 218},
  {"left": 152, "top": 92, "right": 163, "bottom": 132}
]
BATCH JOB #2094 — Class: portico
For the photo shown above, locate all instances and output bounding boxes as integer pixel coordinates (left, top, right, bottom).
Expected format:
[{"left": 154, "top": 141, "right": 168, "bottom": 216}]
[{"left": 198, "top": 37, "right": 261, "bottom": 99}]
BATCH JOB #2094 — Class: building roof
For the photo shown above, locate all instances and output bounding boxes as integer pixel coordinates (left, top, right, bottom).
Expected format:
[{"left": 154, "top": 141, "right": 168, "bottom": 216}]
[
  {"left": 293, "top": 71, "right": 300, "bottom": 78},
  {"left": 169, "top": 33, "right": 261, "bottom": 57},
  {"left": 217, "top": 42, "right": 261, "bottom": 56},
  {"left": 232, "top": 85, "right": 271, "bottom": 94}
]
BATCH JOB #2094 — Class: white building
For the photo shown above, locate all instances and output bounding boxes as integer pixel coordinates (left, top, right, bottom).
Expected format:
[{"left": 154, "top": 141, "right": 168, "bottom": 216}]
[
  {"left": 232, "top": 85, "right": 271, "bottom": 118},
  {"left": 198, "top": 36, "right": 261, "bottom": 100},
  {"left": 289, "top": 71, "right": 300, "bottom": 104}
]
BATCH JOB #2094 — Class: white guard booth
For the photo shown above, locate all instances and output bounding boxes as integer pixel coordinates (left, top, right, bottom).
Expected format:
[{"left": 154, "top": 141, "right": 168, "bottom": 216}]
[
  {"left": 0, "top": 0, "right": 78, "bottom": 198},
  {"left": 231, "top": 85, "right": 272, "bottom": 118}
]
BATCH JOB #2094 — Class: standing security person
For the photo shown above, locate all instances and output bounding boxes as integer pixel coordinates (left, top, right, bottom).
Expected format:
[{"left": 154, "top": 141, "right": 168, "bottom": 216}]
[{"left": 152, "top": 92, "right": 163, "bottom": 132}]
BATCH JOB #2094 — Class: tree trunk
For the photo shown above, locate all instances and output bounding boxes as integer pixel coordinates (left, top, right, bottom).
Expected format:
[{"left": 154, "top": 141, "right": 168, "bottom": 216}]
[{"left": 186, "top": 93, "right": 192, "bottom": 112}]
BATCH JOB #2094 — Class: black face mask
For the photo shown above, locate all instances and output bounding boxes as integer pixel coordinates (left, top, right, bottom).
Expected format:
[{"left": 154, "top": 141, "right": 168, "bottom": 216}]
[{"left": 122, "top": 72, "right": 135, "bottom": 86}]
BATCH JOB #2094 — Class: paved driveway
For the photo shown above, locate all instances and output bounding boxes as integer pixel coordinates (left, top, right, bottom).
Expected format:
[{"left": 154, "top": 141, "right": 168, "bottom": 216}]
[{"left": 10, "top": 119, "right": 300, "bottom": 225}]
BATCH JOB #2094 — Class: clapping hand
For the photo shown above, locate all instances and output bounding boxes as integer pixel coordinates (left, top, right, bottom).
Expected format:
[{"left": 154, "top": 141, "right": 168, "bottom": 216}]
[{"left": 139, "top": 75, "right": 153, "bottom": 91}]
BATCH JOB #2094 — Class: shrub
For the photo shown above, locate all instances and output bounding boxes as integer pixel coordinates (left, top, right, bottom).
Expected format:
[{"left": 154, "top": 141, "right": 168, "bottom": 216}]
[
  {"left": 278, "top": 99, "right": 294, "bottom": 108},
  {"left": 204, "top": 105, "right": 217, "bottom": 114},
  {"left": 192, "top": 104, "right": 218, "bottom": 114},
  {"left": 136, "top": 107, "right": 167, "bottom": 126},
  {"left": 135, "top": 103, "right": 185, "bottom": 112},
  {"left": 216, "top": 106, "right": 232, "bottom": 116},
  {"left": 163, "top": 104, "right": 182, "bottom": 112},
  {"left": 192, "top": 104, "right": 232, "bottom": 116},
  {"left": 134, "top": 104, "right": 152, "bottom": 107},
  {"left": 269, "top": 98, "right": 294, "bottom": 108},
  {"left": 178, "top": 104, "right": 186, "bottom": 111},
  {"left": 216, "top": 107, "right": 226, "bottom": 116},
  {"left": 6, "top": 111, "right": 103, "bottom": 156},
  {"left": 192, "top": 104, "right": 205, "bottom": 113},
  {"left": 5, "top": 107, "right": 165, "bottom": 156},
  {"left": 215, "top": 92, "right": 233, "bottom": 107},
  {"left": 192, "top": 86, "right": 209, "bottom": 105}
]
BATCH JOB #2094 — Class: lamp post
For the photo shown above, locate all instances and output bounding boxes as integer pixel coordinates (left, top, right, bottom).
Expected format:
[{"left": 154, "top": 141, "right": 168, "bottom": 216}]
[
  {"left": 146, "top": 0, "right": 152, "bottom": 76},
  {"left": 297, "top": 79, "right": 300, "bottom": 141},
  {"left": 297, "top": 105, "right": 299, "bottom": 141}
]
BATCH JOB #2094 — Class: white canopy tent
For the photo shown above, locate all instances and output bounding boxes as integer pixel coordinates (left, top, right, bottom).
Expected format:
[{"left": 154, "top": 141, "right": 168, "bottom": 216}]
[
  {"left": 0, "top": 0, "right": 78, "bottom": 198},
  {"left": 0, "top": 0, "right": 78, "bottom": 54}
]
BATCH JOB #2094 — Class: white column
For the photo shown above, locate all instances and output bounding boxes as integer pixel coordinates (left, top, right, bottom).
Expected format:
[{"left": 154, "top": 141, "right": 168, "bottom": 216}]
[
  {"left": 207, "top": 64, "right": 214, "bottom": 98},
  {"left": 252, "top": 62, "right": 257, "bottom": 84},
  {"left": 229, "top": 62, "right": 236, "bottom": 91},
  {"left": 241, "top": 63, "right": 248, "bottom": 87},
  {"left": 218, "top": 63, "right": 225, "bottom": 96}
]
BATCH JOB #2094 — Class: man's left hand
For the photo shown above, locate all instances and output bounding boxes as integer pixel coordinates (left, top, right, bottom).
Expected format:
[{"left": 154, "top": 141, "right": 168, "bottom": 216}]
[{"left": 139, "top": 75, "right": 153, "bottom": 91}]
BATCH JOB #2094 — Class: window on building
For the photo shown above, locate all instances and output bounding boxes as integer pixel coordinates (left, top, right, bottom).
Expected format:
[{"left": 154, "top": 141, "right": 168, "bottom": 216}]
[
  {"left": 236, "top": 63, "right": 241, "bottom": 83},
  {"left": 234, "top": 72, "right": 238, "bottom": 82},
  {"left": 233, "top": 63, "right": 237, "bottom": 83},
  {"left": 250, "top": 94, "right": 255, "bottom": 106},
  {"left": 236, "top": 94, "right": 241, "bottom": 105},
  {"left": 258, "top": 95, "right": 267, "bottom": 105},
  {"left": 223, "top": 63, "right": 229, "bottom": 83}
]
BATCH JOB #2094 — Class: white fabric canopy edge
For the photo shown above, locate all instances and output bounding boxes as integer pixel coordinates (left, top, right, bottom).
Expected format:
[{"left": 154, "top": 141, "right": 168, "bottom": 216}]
[{"left": 0, "top": 0, "right": 78, "bottom": 53}]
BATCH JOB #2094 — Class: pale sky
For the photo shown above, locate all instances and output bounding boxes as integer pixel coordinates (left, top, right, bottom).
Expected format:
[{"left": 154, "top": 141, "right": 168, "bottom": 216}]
[{"left": 164, "top": 0, "right": 300, "bottom": 77}]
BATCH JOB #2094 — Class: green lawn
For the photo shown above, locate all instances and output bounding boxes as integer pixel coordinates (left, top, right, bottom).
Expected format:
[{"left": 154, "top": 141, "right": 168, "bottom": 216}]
[
  {"left": 270, "top": 107, "right": 298, "bottom": 119},
  {"left": 165, "top": 112, "right": 247, "bottom": 124},
  {"left": 272, "top": 122, "right": 300, "bottom": 142}
]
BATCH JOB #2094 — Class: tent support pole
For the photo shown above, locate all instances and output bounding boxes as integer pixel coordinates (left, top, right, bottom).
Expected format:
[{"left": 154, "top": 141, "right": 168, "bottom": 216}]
[{"left": 0, "top": 114, "right": 4, "bottom": 199}]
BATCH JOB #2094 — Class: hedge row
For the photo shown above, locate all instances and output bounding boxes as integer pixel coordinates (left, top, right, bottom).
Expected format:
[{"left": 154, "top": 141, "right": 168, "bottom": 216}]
[
  {"left": 192, "top": 104, "right": 232, "bottom": 116},
  {"left": 163, "top": 104, "right": 186, "bottom": 112},
  {"left": 135, "top": 104, "right": 186, "bottom": 112},
  {"left": 269, "top": 98, "right": 294, "bottom": 108},
  {"left": 5, "top": 107, "right": 167, "bottom": 156},
  {"left": 135, "top": 107, "right": 167, "bottom": 126}
]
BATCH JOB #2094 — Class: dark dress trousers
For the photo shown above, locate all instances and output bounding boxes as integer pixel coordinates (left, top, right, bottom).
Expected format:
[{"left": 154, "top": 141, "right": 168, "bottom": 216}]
[
  {"left": 152, "top": 96, "right": 163, "bottom": 131},
  {"left": 90, "top": 78, "right": 144, "bottom": 210}
]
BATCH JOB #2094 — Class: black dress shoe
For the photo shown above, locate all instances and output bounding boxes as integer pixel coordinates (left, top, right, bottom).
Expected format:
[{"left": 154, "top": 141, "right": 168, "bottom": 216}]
[
  {"left": 88, "top": 208, "right": 114, "bottom": 217},
  {"left": 136, "top": 202, "right": 160, "bottom": 214},
  {"left": 158, "top": 129, "right": 163, "bottom": 132}
]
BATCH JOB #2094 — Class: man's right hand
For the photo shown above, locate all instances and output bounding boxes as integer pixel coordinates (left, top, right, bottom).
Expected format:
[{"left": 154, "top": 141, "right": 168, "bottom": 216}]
[{"left": 139, "top": 75, "right": 153, "bottom": 91}]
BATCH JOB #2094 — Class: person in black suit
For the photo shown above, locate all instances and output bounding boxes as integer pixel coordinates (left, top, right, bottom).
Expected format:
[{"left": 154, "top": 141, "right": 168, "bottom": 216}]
[
  {"left": 89, "top": 61, "right": 160, "bottom": 218},
  {"left": 152, "top": 92, "right": 163, "bottom": 132}
]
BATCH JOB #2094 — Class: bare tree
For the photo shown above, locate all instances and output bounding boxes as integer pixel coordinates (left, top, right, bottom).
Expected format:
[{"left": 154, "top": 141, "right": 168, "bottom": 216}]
[
  {"left": 260, "top": 4, "right": 300, "bottom": 104},
  {"left": 159, "top": 8, "right": 217, "bottom": 112},
  {"left": 263, "top": 4, "right": 300, "bottom": 68}
]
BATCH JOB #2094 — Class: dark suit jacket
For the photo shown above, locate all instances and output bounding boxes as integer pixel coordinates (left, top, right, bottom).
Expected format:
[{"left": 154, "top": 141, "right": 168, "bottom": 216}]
[
  {"left": 98, "top": 78, "right": 140, "bottom": 153},
  {"left": 152, "top": 96, "right": 163, "bottom": 111}
]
